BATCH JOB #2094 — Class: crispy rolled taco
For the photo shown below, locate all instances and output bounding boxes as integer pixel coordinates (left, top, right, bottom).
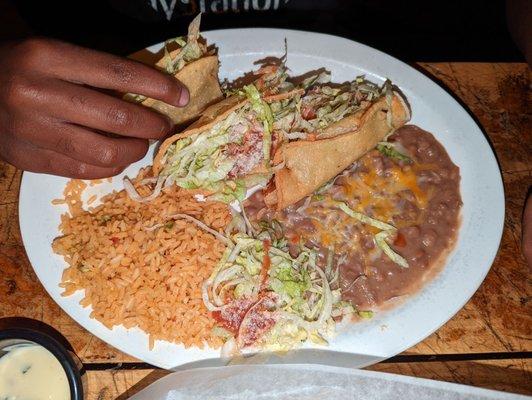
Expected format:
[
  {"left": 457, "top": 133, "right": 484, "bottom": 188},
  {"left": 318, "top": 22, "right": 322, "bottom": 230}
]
[
  {"left": 132, "top": 85, "right": 286, "bottom": 203},
  {"left": 264, "top": 77, "right": 411, "bottom": 209},
  {"left": 129, "top": 63, "right": 298, "bottom": 203},
  {"left": 126, "top": 14, "right": 222, "bottom": 125}
]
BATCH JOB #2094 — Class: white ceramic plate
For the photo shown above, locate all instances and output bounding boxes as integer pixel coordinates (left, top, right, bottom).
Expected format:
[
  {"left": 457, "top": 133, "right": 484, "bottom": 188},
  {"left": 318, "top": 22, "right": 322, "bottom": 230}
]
[{"left": 19, "top": 29, "right": 504, "bottom": 370}]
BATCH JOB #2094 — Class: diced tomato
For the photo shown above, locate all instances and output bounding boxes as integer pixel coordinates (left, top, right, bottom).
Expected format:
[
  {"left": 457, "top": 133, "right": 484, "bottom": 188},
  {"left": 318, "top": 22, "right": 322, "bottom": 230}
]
[
  {"left": 216, "top": 293, "right": 279, "bottom": 348},
  {"left": 289, "top": 233, "right": 300, "bottom": 245},
  {"left": 211, "top": 310, "right": 226, "bottom": 327},
  {"left": 301, "top": 105, "right": 317, "bottom": 120},
  {"left": 110, "top": 237, "right": 120, "bottom": 245},
  {"left": 239, "top": 306, "right": 276, "bottom": 347},
  {"left": 394, "top": 232, "right": 407, "bottom": 247},
  {"left": 212, "top": 298, "right": 255, "bottom": 335}
]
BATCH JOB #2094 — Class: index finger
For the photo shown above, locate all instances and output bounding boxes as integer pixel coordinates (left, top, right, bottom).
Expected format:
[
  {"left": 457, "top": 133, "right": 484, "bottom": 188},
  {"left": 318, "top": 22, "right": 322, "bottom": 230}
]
[{"left": 42, "top": 40, "right": 190, "bottom": 107}]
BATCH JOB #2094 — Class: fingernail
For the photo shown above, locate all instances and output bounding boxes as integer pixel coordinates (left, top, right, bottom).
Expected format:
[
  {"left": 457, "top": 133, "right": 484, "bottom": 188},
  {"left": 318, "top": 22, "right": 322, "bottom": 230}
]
[{"left": 178, "top": 86, "right": 190, "bottom": 107}]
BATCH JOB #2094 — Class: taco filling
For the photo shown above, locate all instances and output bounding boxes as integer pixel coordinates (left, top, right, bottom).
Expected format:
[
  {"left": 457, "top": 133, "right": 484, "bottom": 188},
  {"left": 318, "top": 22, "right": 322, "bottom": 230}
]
[
  {"left": 159, "top": 98, "right": 269, "bottom": 201},
  {"left": 269, "top": 73, "right": 388, "bottom": 141}
]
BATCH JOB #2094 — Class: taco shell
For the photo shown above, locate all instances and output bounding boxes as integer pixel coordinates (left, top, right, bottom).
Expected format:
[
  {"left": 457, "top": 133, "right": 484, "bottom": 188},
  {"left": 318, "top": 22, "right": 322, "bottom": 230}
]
[
  {"left": 140, "top": 54, "right": 223, "bottom": 126},
  {"left": 268, "top": 92, "right": 411, "bottom": 210}
]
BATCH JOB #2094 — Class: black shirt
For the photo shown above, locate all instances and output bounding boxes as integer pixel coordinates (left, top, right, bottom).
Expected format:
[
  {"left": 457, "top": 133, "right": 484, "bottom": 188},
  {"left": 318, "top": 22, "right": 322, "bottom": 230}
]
[{"left": 8, "top": 0, "right": 523, "bottom": 61}]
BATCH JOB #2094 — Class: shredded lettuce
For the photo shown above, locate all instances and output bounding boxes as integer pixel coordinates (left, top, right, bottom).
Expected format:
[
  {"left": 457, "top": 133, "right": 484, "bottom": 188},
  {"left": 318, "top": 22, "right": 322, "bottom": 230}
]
[
  {"left": 268, "top": 76, "right": 390, "bottom": 139},
  {"left": 163, "top": 14, "right": 205, "bottom": 74},
  {"left": 256, "top": 63, "right": 290, "bottom": 92},
  {"left": 374, "top": 231, "right": 409, "bottom": 268},
  {"left": 241, "top": 84, "right": 273, "bottom": 164},
  {"left": 271, "top": 264, "right": 311, "bottom": 300},
  {"left": 358, "top": 310, "right": 374, "bottom": 319},
  {"left": 202, "top": 229, "right": 344, "bottom": 352},
  {"left": 335, "top": 202, "right": 396, "bottom": 231},
  {"left": 315, "top": 178, "right": 336, "bottom": 195},
  {"left": 234, "top": 281, "right": 254, "bottom": 299},
  {"left": 299, "top": 71, "right": 331, "bottom": 89},
  {"left": 377, "top": 142, "right": 411, "bottom": 162},
  {"left": 335, "top": 202, "right": 409, "bottom": 268},
  {"left": 259, "top": 321, "right": 308, "bottom": 352},
  {"left": 208, "top": 179, "right": 247, "bottom": 203},
  {"left": 212, "top": 326, "right": 233, "bottom": 340},
  {"left": 124, "top": 15, "right": 205, "bottom": 104},
  {"left": 162, "top": 119, "right": 234, "bottom": 189}
]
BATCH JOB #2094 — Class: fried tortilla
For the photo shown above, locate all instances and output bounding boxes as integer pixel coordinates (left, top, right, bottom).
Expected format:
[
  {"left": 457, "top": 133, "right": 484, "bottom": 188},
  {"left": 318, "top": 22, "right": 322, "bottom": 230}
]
[
  {"left": 141, "top": 54, "right": 222, "bottom": 126},
  {"left": 127, "top": 14, "right": 223, "bottom": 126},
  {"left": 266, "top": 92, "right": 411, "bottom": 209}
]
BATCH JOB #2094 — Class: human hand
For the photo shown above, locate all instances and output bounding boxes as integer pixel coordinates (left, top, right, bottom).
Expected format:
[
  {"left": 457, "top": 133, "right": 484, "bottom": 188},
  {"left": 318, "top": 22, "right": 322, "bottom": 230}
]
[{"left": 0, "top": 38, "right": 189, "bottom": 178}]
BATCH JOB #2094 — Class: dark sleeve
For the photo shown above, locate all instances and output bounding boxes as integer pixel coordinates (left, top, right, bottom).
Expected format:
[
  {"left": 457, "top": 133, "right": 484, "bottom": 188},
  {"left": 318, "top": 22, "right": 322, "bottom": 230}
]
[
  {"left": 506, "top": 0, "right": 532, "bottom": 65},
  {"left": 0, "top": 0, "right": 32, "bottom": 40}
]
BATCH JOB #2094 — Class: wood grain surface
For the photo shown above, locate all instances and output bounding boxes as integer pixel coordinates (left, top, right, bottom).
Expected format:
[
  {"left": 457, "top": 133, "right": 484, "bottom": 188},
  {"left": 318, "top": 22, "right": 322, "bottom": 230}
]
[{"left": 0, "top": 63, "right": 530, "bottom": 398}]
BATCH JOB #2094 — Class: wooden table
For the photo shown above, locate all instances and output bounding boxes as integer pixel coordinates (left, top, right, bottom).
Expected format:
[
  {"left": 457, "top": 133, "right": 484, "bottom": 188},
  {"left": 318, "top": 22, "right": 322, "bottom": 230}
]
[{"left": 0, "top": 63, "right": 530, "bottom": 399}]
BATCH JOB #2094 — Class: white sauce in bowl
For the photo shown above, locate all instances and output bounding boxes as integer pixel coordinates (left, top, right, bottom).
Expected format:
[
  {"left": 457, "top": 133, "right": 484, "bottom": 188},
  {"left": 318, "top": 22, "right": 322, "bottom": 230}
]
[{"left": 0, "top": 344, "right": 70, "bottom": 400}]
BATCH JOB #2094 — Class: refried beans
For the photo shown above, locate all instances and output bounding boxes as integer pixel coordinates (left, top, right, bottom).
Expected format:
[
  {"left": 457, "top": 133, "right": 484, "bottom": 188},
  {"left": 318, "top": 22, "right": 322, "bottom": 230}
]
[{"left": 246, "top": 125, "right": 462, "bottom": 311}]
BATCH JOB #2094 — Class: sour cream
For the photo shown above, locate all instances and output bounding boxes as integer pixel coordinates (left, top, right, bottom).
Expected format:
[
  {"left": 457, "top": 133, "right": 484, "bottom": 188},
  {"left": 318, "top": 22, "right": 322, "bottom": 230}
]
[{"left": 0, "top": 344, "right": 70, "bottom": 400}]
